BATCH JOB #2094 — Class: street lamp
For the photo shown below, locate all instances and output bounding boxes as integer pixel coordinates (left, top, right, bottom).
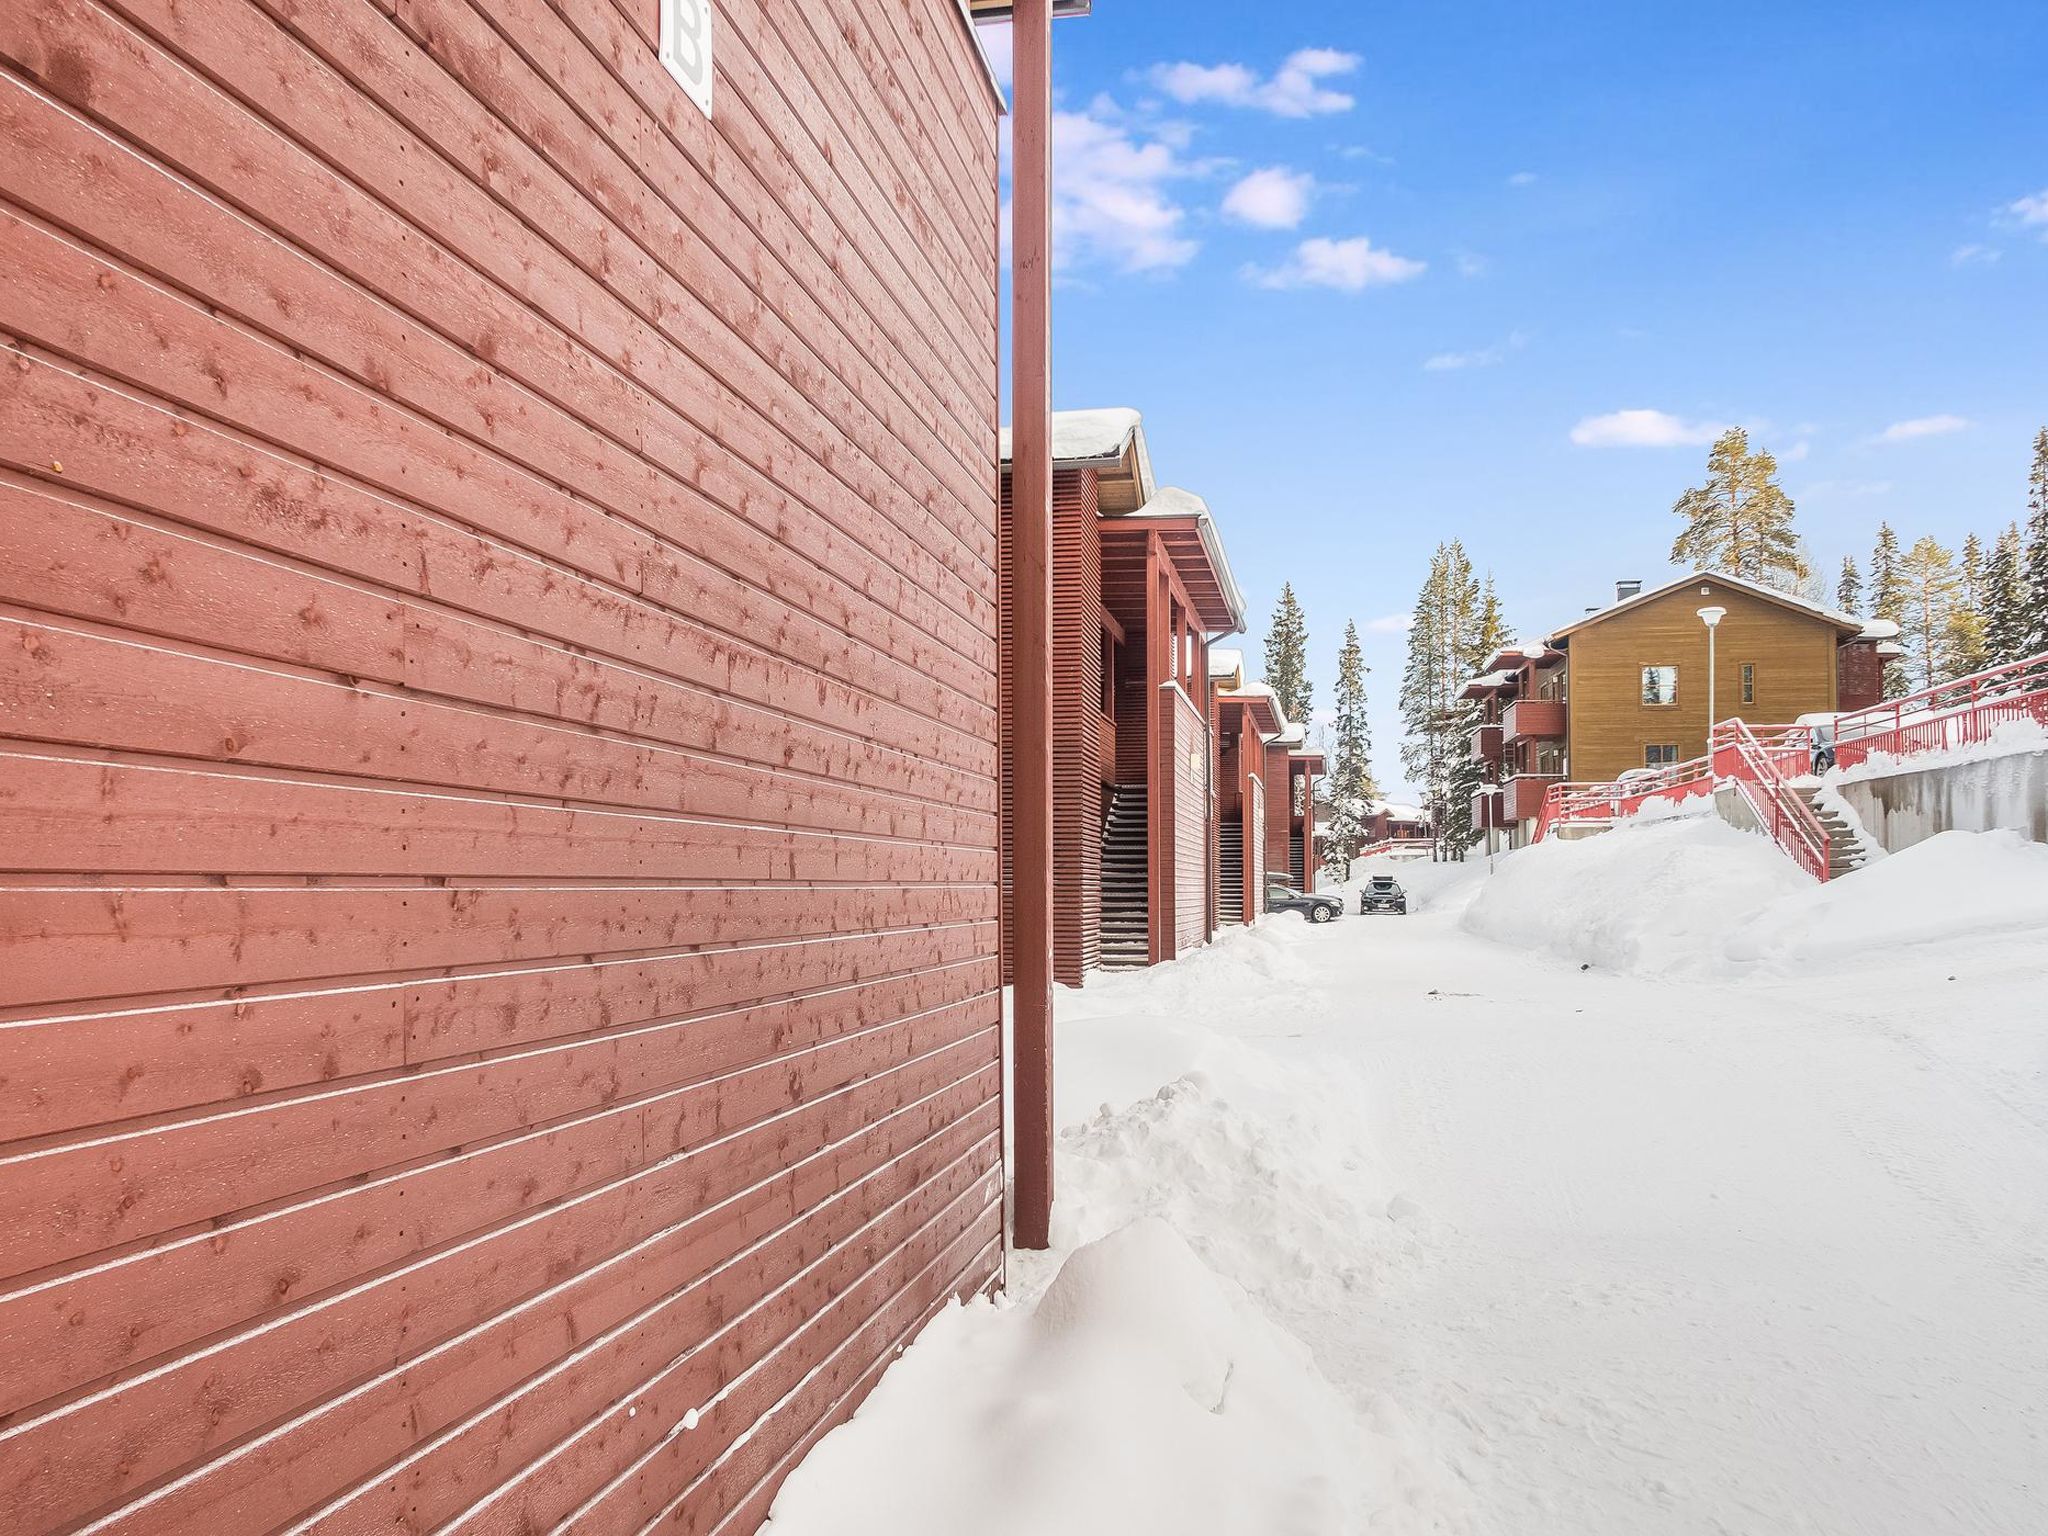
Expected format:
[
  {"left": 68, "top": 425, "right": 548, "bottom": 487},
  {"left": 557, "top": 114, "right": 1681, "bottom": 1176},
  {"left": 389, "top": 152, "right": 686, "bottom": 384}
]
[{"left": 1697, "top": 604, "right": 1727, "bottom": 748}]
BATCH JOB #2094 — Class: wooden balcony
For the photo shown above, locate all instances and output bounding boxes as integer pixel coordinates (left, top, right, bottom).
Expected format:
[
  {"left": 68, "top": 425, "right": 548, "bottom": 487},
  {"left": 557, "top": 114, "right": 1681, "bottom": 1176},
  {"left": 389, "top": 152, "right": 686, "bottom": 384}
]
[
  {"left": 1504, "top": 773, "right": 1562, "bottom": 822},
  {"left": 1503, "top": 696, "right": 1566, "bottom": 742},
  {"left": 1469, "top": 723, "right": 1503, "bottom": 762}
]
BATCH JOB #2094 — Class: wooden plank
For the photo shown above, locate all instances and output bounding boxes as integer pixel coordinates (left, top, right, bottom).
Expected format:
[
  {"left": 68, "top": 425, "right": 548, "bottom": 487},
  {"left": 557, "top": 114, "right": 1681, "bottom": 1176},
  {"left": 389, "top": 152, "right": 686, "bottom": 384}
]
[
  {"left": 0, "top": 746, "right": 998, "bottom": 880},
  {"left": 0, "top": 5, "right": 997, "bottom": 614},
  {"left": 0, "top": 1034, "right": 994, "bottom": 1428},
  {"left": 293, "top": 1108, "right": 998, "bottom": 1536},
  {"left": 0, "top": 369, "right": 997, "bottom": 778},
  {"left": 0, "top": 880, "right": 994, "bottom": 1011},
  {"left": 0, "top": 614, "right": 998, "bottom": 846},
  {"left": 0, "top": 1045, "right": 998, "bottom": 1532}
]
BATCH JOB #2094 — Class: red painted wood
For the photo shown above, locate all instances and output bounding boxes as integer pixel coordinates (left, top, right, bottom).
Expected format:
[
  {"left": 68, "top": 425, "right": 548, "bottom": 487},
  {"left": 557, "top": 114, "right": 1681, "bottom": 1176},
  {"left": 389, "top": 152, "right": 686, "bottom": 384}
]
[{"left": 0, "top": 0, "right": 1002, "bottom": 1530}]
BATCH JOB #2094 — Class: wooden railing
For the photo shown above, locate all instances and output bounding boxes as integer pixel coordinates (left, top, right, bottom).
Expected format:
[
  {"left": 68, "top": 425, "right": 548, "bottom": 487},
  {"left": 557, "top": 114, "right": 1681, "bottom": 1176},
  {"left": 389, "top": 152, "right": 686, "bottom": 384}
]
[{"left": 1708, "top": 719, "right": 1832, "bottom": 881}]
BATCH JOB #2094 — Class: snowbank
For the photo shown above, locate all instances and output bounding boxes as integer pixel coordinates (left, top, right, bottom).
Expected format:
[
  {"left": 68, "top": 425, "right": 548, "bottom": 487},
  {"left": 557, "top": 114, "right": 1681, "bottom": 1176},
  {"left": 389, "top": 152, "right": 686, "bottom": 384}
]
[
  {"left": 762, "top": 1221, "right": 1431, "bottom": 1536},
  {"left": 1461, "top": 818, "right": 1806, "bottom": 975},
  {"left": 1728, "top": 829, "right": 2048, "bottom": 966},
  {"left": 1464, "top": 817, "right": 2048, "bottom": 978},
  {"left": 1833, "top": 716, "right": 2048, "bottom": 783}
]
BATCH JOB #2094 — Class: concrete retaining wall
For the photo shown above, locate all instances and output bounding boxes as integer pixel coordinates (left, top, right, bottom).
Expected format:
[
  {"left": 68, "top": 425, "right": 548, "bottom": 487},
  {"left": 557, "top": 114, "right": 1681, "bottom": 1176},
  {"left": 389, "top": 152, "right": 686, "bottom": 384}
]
[{"left": 1833, "top": 750, "right": 2048, "bottom": 854}]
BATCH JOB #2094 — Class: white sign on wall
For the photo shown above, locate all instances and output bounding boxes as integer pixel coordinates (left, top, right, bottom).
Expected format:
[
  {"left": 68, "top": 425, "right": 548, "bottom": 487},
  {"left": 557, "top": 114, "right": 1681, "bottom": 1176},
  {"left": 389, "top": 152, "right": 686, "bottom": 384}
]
[{"left": 660, "top": 0, "right": 714, "bottom": 119}]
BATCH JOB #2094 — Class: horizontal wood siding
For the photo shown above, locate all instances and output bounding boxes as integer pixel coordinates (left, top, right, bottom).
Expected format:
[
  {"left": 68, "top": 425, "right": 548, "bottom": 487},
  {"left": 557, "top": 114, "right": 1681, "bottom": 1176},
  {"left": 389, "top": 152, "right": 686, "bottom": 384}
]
[
  {"left": 1248, "top": 774, "right": 1267, "bottom": 912},
  {"left": 1565, "top": 581, "right": 1840, "bottom": 780},
  {"left": 0, "top": 0, "right": 1000, "bottom": 1530}
]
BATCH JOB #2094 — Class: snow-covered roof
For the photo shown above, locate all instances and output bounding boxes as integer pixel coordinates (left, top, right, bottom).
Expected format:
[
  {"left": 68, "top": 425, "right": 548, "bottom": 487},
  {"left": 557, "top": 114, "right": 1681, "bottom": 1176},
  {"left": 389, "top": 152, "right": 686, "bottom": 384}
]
[
  {"left": 1208, "top": 647, "right": 1244, "bottom": 680},
  {"left": 998, "top": 406, "right": 1142, "bottom": 465},
  {"left": 1463, "top": 669, "right": 1512, "bottom": 693},
  {"left": 1271, "top": 723, "right": 1308, "bottom": 748},
  {"left": 1546, "top": 570, "right": 1872, "bottom": 645},
  {"left": 1368, "top": 800, "right": 1426, "bottom": 822},
  {"left": 1856, "top": 618, "right": 1901, "bottom": 642},
  {"left": 1119, "top": 486, "right": 1249, "bottom": 634},
  {"left": 1874, "top": 640, "right": 1907, "bottom": 659}
]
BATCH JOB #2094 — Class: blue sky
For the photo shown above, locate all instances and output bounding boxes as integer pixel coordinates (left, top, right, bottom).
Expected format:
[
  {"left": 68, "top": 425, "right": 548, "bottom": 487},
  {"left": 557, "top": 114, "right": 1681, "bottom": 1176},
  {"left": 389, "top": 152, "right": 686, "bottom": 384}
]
[{"left": 983, "top": 1, "right": 2048, "bottom": 795}]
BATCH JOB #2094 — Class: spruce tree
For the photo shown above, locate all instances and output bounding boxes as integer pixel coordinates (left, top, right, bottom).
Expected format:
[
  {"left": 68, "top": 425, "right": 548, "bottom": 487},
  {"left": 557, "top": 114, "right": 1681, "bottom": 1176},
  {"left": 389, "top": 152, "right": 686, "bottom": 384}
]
[
  {"left": 1323, "top": 621, "right": 1376, "bottom": 879},
  {"left": 1262, "top": 583, "right": 1312, "bottom": 725},
  {"left": 1400, "top": 544, "right": 1493, "bottom": 859},
  {"left": 1669, "top": 428, "right": 1806, "bottom": 586},
  {"left": 1948, "top": 533, "right": 1989, "bottom": 678},
  {"left": 1836, "top": 555, "right": 1863, "bottom": 614},
  {"left": 1984, "top": 523, "right": 2029, "bottom": 666},
  {"left": 1897, "top": 536, "right": 1960, "bottom": 691},
  {"left": 1869, "top": 523, "right": 1908, "bottom": 696},
  {"left": 2024, "top": 428, "right": 2048, "bottom": 656}
]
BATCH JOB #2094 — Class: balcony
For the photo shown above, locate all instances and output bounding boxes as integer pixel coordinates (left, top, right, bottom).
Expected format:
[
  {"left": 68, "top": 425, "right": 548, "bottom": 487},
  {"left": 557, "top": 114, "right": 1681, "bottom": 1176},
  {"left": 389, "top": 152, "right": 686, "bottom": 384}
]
[
  {"left": 1503, "top": 696, "right": 1566, "bottom": 742},
  {"left": 1469, "top": 723, "right": 1503, "bottom": 762},
  {"left": 1470, "top": 788, "right": 1505, "bottom": 829},
  {"left": 1504, "top": 772, "right": 1562, "bottom": 822}
]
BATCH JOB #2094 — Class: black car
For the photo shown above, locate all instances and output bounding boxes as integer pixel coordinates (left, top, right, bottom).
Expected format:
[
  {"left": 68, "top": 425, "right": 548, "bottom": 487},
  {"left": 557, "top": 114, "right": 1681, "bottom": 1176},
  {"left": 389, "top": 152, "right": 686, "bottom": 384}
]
[
  {"left": 1358, "top": 874, "right": 1408, "bottom": 915},
  {"left": 1265, "top": 883, "right": 1343, "bottom": 923}
]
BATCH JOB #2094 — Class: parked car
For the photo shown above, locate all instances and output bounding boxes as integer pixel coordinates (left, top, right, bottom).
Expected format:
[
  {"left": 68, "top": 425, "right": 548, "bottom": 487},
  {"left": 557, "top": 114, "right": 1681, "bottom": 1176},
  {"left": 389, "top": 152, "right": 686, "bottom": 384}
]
[
  {"left": 1358, "top": 874, "right": 1408, "bottom": 915},
  {"left": 1266, "top": 883, "right": 1343, "bottom": 923}
]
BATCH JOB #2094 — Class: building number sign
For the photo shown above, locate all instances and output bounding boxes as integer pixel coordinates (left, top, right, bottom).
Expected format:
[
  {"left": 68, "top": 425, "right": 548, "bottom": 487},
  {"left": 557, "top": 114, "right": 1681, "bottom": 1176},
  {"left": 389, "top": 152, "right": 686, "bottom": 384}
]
[{"left": 659, "top": 0, "right": 714, "bottom": 119}]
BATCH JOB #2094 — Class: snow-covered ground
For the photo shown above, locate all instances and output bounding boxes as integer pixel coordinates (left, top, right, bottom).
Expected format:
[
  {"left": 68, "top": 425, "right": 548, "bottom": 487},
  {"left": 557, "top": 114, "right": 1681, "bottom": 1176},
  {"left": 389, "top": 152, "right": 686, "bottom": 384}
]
[{"left": 767, "top": 824, "right": 2048, "bottom": 1535}]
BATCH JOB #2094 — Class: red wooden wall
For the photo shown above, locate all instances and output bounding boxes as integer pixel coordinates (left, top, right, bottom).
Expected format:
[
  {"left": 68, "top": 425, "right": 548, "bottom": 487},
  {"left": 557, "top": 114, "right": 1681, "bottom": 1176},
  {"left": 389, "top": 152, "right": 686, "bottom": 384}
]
[
  {"left": 1169, "top": 688, "right": 1208, "bottom": 955},
  {"left": 997, "top": 465, "right": 1104, "bottom": 987},
  {"left": 0, "top": 0, "right": 1001, "bottom": 1530}
]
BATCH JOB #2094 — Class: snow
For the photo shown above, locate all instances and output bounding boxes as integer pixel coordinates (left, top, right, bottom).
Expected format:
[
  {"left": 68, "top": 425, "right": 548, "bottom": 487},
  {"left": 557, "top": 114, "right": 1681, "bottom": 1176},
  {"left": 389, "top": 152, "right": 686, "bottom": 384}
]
[
  {"left": 1207, "top": 646, "right": 1243, "bottom": 679},
  {"left": 998, "top": 405, "right": 1143, "bottom": 464},
  {"left": 769, "top": 829, "right": 2048, "bottom": 1536},
  {"left": 1831, "top": 715, "right": 2048, "bottom": 782}
]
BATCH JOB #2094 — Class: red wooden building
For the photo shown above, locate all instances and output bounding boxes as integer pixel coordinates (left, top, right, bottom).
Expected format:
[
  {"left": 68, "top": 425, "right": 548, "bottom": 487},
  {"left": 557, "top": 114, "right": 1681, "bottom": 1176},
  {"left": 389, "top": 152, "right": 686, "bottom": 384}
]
[
  {"left": 1210, "top": 654, "right": 1321, "bottom": 917},
  {"left": 0, "top": 1, "right": 1007, "bottom": 1530},
  {"left": 998, "top": 410, "right": 1247, "bottom": 982}
]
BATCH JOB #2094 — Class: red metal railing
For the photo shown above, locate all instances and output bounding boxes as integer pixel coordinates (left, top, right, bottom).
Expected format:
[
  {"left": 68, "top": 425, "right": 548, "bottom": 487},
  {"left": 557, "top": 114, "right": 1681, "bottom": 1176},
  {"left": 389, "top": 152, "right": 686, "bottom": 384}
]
[
  {"left": 1708, "top": 718, "right": 1832, "bottom": 881},
  {"left": 1527, "top": 648, "right": 2048, "bottom": 879},
  {"left": 1827, "top": 651, "right": 2048, "bottom": 769}
]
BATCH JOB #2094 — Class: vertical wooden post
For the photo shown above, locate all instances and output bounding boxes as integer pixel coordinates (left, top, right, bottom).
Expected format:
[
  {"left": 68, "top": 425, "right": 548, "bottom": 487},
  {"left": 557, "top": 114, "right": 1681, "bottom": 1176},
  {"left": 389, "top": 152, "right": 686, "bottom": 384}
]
[
  {"left": 1144, "top": 533, "right": 1168, "bottom": 964},
  {"left": 1008, "top": 0, "right": 1055, "bottom": 1253}
]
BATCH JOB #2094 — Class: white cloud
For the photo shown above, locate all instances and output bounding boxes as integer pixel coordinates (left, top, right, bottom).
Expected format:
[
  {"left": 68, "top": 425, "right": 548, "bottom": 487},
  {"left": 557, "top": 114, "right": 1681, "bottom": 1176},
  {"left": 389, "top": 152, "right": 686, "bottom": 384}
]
[
  {"left": 2007, "top": 187, "right": 2048, "bottom": 235},
  {"left": 1149, "top": 48, "right": 1360, "bottom": 118},
  {"left": 1950, "top": 243, "right": 2001, "bottom": 267},
  {"left": 1222, "top": 166, "right": 1314, "bottom": 229},
  {"left": 1364, "top": 612, "right": 1414, "bottom": 634},
  {"left": 1423, "top": 330, "right": 1527, "bottom": 372},
  {"left": 1781, "top": 440, "right": 1810, "bottom": 462},
  {"left": 1246, "top": 236, "right": 1425, "bottom": 292},
  {"left": 1019, "top": 104, "right": 1197, "bottom": 274},
  {"left": 1569, "top": 409, "right": 1729, "bottom": 448},
  {"left": 1506, "top": 170, "right": 1538, "bottom": 187},
  {"left": 1453, "top": 250, "right": 1487, "bottom": 278},
  {"left": 1880, "top": 414, "right": 1971, "bottom": 441}
]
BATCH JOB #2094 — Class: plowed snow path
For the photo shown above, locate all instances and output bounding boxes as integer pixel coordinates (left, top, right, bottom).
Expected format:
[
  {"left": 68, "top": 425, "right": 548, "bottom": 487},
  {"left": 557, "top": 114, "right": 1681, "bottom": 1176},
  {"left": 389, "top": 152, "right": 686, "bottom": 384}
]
[{"left": 1242, "top": 870, "right": 2048, "bottom": 1535}]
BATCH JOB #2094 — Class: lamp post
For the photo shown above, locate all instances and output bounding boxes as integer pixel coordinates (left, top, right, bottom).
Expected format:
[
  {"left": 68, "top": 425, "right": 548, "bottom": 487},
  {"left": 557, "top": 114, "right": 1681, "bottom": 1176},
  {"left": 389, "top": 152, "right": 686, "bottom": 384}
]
[{"left": 1697, "top": 605, "right": 1727, "bottom": 752}]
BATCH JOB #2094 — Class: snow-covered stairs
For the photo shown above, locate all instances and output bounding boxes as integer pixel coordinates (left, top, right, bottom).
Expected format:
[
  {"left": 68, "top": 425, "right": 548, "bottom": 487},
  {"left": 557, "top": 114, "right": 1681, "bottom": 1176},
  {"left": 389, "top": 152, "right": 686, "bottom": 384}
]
[
  {"left": 1218, "top": 821, "right": 1245, "bottom": 925},
  {"left": 1799, "top": 785, "right": 1871, "bottom": 878},
  {"left": 1100, "top": 784, "right": 1150, "bottom": 969}
]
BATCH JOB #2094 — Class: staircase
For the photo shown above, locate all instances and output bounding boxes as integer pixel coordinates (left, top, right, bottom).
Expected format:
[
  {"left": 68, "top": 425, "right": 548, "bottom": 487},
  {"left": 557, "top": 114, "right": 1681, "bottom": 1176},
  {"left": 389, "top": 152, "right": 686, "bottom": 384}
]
[
  {"left": 1099, "top": 785, "right": 1150, "bottom": 969},
  {"left": 1218, "top": 821, "right": 1244, "bottom": 924},
  {"left": 1798, "top": 785, "right": 1870, "bottom": 878},
  {"left": 1289, "top": 835, "right": 1306, "bottom": 889}
]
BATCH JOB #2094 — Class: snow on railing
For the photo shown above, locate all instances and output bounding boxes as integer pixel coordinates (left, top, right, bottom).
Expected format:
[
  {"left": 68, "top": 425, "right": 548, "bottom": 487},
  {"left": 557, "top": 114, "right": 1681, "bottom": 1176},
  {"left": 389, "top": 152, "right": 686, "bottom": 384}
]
[
  {"left": 1826, "top": 650, "right": 2048, "bottom": 770},
  {"left": 1535, "top": 756, "right": 1712, "bottom": 840},
  {"left": 1708, "top": 718, "right": 1832, "bottom": 881}
]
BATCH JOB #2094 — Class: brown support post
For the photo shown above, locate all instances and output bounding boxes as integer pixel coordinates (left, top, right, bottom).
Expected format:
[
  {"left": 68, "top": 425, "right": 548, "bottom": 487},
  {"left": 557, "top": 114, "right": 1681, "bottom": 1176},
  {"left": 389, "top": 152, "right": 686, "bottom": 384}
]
[{"left": 1008, "top": 0, "right": 1055, "bottom": 1254}]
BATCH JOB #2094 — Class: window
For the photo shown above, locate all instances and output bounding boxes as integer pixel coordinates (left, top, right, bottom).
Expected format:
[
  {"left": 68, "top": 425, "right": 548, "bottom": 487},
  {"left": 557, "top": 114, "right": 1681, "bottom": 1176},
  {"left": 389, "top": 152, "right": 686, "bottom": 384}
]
[
  {"left": 1646, "top": 744, "right": 1680, "bottom": 767},
  {"left": 1641, "top": 665, "right": 1679, "bottom": 705},
  {"left": 1741, "top": 663, "right": 1756, "bottom": 706}
]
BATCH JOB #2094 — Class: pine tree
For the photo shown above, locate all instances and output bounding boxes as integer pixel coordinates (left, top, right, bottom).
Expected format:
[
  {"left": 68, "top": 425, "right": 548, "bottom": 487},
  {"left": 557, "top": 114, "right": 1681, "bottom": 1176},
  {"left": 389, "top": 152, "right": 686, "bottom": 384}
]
[
  {"left": 1897, "top": 536, "right": 1961, "bottom": 691},
  {"left": 1400, "top": 544, "right": 1492, "bottom": 859},
  {"left": 1869, "top": 523, "right": 1908, "bottom": 697},
  {"left": 1836, "top": 555, "right": 1863, "bottom": 614},
  {"left": 2024, "top": 428, "right": 2048, "bottom": 656},
  {"left": 1947, "top": 533, "right": 1989, "bottom": 679},
  {"left": 1984, "top": 523, "right": 2029, "bottom": 666},
  {"left": 1262, "top": 583, "right": 1312, "bottom": 725},
  {"left": 1323, "top": 621, "right": 1376, "bottom": 880},
  {"left": 1669, "top": 428, "right": 1807, "bottom": 586}
]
